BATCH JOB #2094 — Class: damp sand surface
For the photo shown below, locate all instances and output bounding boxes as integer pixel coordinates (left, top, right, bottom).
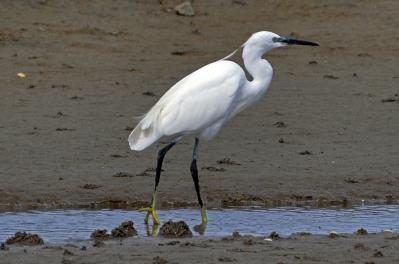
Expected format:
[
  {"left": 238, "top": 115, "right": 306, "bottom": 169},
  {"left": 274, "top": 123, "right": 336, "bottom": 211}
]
[{"left": 1, "top": 0, "right": 399, "bottom": 211}]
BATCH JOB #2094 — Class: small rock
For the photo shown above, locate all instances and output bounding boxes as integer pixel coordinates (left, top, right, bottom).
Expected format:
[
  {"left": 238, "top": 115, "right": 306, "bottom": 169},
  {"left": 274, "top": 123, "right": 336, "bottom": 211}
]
[
  {"left": 323, "top": 74, "right": 339, "bottom": 80},
  {"left": 93, "top": 240, "right": 105, "bottom": 247},
  {"left": 174, "top": 1, "right": 195, "bottom": 16},
  {"left": 278, "top": 138, "right": 285, "bottom": 143},
  {"left": 273, "top": 121, "right": 286, "bottom": 128},
  {"left": 373, "top": 250, "right": 384, "bottom": 257},
  {"left": 218, "top": 257, "right": 236, "bottom": 262},
  {"left": 381, "top": 98, "right": 397, "bottom": 103},
  {"left": 353, "top": 243, "right": 368, "bottom": 251},
  {"left": 159, "top": 220, "right": 192, "bottom": 238},
  {"left": 216, "top": 158, "right": 241, "bottom": 165},
  {"left": 111, "top": 221, "right": 138, "bottom": 238},
  {"left": 328, "top": 230, "right": 338, "bottom": 238},
  {"left": 269, "top": 231, "right": 280, "bottom": 239},
  {"left": 201, "top": 166, "right": 225, "bottom": 172},
  {"left": 153, "top": 256, "right": 168, "bottom": 264},
  {"left": 242, "top": 238, "right": 253, "bottom": 245},
  {"left": 82, "top": 184, "right": 101, "bottom": 190},
  {"left": 90, "top": 229, "right": 110, "bottom": 240},
  {"left": 0, "top": 242, "right": 9, "bottom": 250},
  {"left": 63, "top": 249, "right": 74, "bottom": 256},
  {"left": 308, "top": 60, "right": 318, "bottom": 65},
  {"left": 299, "top": 150, "right": 312, "bottom": 155},
  {"left": 142, "top": 91, "right": 156, "bottom": 96},
  {"left": 112, "top": 172, "right": 134, "bottom": 178},
  {"left": 6, "top": 232, "right": 44, "bottom": 246},
  {"left": 232, "top": 231, "right": 241, "bottom": 239},
  {"left": 356, "top": 228, "right": 368, "bottom": 235}
]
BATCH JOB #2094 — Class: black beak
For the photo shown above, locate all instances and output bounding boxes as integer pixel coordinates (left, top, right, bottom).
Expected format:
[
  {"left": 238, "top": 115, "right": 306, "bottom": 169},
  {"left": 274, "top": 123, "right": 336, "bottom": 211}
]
[{"left": 273, "top": 37, "right": 319, "bottom": 46}]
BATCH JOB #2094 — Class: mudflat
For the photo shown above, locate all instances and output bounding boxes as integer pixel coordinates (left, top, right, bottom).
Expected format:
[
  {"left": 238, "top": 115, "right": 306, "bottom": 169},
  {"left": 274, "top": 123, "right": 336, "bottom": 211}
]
[{"left": 1, "top": 0, "right": 398, "bottom": 211}]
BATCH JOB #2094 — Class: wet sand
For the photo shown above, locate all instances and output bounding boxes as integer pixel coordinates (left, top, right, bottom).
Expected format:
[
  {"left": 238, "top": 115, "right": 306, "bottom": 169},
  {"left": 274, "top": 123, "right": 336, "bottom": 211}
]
[
  {"left": 1, "top": 0, "right": 398, "bottom": 211},
  {"left": 1, "top": 0, "right": 399, "bottom": 262},
  {"left": 2, "top": 232, "right": 399, "bottom": 264}
]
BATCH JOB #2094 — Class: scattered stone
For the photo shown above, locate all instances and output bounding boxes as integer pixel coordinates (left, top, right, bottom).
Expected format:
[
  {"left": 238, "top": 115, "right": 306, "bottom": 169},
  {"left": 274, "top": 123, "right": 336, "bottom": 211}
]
[
  {"left": 171, "top": 51, "right": 186, "bottom": 56},
  {"left": 153, "top": 256, "right": 168, "bottom": 264},
  {"left": 328, "top": 230, "right": 338, "bottom": 238},
  {"left": 111, "top": 221, "right": 138, "bottom": 238},
  {"left": 273, "top": 121, "right": 286, "bottom": 128},
  {"left": 373, "top": 250, "right": 384, "bottom": 257},
  {"left": 136, "top": 167, "right": 161, "bottom": 176},
  {"left": 201, "top": 166, "right": 226, "bottom": 172},
  {"left": 93, "top": 240, "right": 105, "bottom": 247},
  {"left": 232, "top": 231, "right": 241, "bottom": 239},
  {"left": 278, "top": 138, "right": 285, "bottom": 143},
  {"left": 51, "top": 84, "right": 68, "bottom": 88},
  {"left": 242, "top": 238, "right": 253, "bottom": 245},
  {"left": 112, "top": 172, "right": 135, "bottom": 178},
  {"left": 356, "top": 228, "right": 368, "bottom": 235},
  {"left": 269, "top": 231, "right": 280, "bottom": 239},
  {"left": 6, "top": 232, "right": 44, "bottom": 246},
  {"left": 110, "top": 154, "right": 124, "bottom": 158},
  {"left": 82, "top": 184, "right": 101, "bottom": 189},
  {"left": 70, "top": 95, "right": 83, "bottom": 100},
  {"left": 323, "top": 74, "right": 339, "bottom": 79},
  {"left": 218, "top": 257, "right": 236, "bottom": 262},
  {"left": 166, "top": 240, "right": 180, "bottom": 245},
  {"left": 56, "top": 127, "right": 76, "bottom": 131},
  {"left": 352, "top": 73, "right": 358, "bottom": 77},
  {"left": 344, "top": 178, "right": 359, "bottom": 184},
  {"left": 216, "top": 158, "right": 241, "bottom": 165},
  {"left": 381, "top": 98, "right": 397, "bottom": 103},
  {"left": 308, "top": 60, "right": 318, "bottom": 65},
  {"left": 159, "top": 220, "right": 192, "bottom": 238},
  {"left": 174, "top": 1, "right": 195, "bottom": 16},
  {"left": 0, "top": 242, "right": 9, "bottom": 250},
  {"left": 353, "top": 243, "right": 368, "bottom": 251},
  {"left": 61, "top": 259, "right": 73, "bottom": 264},
  {"left": 299, "top": 150, "right": 312, "bottom": 155},
  {"left": 91, "top": 229, "right": 110, "bottom": 240},
  {"left": 63, "top": 249, "right": 74, "bottom": 256},
  {"left": 142, "top": 91, "right": 156, "bottom": 96}
]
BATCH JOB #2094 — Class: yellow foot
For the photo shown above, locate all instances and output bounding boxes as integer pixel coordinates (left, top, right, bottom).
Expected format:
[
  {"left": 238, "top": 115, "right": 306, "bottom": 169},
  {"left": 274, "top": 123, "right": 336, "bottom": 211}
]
[
  {"left": 201, "top": 206, "right": 208, "bottom": 225},
  {"left": 138, "top": 207, "right": 161, "bottom": 225}
]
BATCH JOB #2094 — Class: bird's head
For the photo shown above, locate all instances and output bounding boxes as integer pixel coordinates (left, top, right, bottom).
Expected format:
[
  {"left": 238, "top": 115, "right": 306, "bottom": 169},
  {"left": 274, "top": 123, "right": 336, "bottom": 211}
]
[{"left": 244, "top": 31, "right": 319, "bottom": 53}]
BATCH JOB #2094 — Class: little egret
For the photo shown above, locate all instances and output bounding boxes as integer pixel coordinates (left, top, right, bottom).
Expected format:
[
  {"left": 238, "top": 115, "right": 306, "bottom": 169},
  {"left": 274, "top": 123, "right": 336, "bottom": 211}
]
[{"left": 129, "top": 31, "right": 318, "bottom": 225}]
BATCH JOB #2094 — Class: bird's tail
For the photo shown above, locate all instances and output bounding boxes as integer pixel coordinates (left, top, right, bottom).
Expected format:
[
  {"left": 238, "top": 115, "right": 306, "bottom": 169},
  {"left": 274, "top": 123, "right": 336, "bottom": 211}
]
[{"left": 128, "top": 113, "right": 162, "bottom": 151}]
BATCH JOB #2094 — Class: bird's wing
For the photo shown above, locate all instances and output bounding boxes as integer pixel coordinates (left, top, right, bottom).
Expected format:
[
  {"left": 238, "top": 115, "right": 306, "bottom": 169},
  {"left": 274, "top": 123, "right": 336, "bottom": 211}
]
[
  {"left": 129, "top": 60, "right": 245, "bottom": 150},
  {"left": 158, "top": 60, "right": 245, "bottom": 136}
]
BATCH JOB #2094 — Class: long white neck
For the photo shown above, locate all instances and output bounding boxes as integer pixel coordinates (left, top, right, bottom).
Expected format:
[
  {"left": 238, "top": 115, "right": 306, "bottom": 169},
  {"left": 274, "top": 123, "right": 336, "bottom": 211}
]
[{"left": 242, "top": 44, "right": 273, "bottom": 95}]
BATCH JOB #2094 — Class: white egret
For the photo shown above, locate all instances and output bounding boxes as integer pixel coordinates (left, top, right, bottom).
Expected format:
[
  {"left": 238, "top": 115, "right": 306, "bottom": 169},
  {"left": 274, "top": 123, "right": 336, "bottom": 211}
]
[{"left": 129, "top": 31, "right": 318, "bottom": 225}]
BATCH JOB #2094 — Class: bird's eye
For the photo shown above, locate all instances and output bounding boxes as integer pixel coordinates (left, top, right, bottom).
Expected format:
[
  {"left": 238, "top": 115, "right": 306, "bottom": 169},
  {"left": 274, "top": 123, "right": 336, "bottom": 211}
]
[{"left": 272, "top": 37, "right": 279, "bottom": 43}]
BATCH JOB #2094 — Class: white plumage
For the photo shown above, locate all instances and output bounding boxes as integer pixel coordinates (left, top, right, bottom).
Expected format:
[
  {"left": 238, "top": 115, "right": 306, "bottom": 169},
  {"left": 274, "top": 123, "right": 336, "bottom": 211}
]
[{"left": 128, "top": 31, "right": 300, "bottom": 151}]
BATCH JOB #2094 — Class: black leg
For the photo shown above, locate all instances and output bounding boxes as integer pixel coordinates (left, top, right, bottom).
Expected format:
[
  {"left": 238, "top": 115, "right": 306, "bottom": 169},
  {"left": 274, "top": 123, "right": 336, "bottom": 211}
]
[
  {"left": 140, "top": 140, "right": 177, "bottom": 225},
  {"left": 190, "top": 138, "right": 208, "bottom": 224},
  {"left": 153, "top": 141, "right": 176, "bottom": 196},
  {"left": 190, "top": 138, "right": 204, "bottom": 206}
]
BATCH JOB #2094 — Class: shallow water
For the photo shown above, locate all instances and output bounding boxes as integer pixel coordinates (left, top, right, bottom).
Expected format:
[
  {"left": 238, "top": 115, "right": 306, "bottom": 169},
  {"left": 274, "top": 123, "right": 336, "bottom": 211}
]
[{"left": 1, "top": 205, "right": 398, "bottom": 243}]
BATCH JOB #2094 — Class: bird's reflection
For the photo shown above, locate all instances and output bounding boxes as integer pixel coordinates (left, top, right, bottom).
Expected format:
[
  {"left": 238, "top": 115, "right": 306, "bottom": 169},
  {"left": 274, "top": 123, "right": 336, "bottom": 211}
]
[
  {"left": 145, "top": 223, "right": 160, "bottom": 237},
  {"left": 193, "top": 223, "right": 207, "bottom": 235}
]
